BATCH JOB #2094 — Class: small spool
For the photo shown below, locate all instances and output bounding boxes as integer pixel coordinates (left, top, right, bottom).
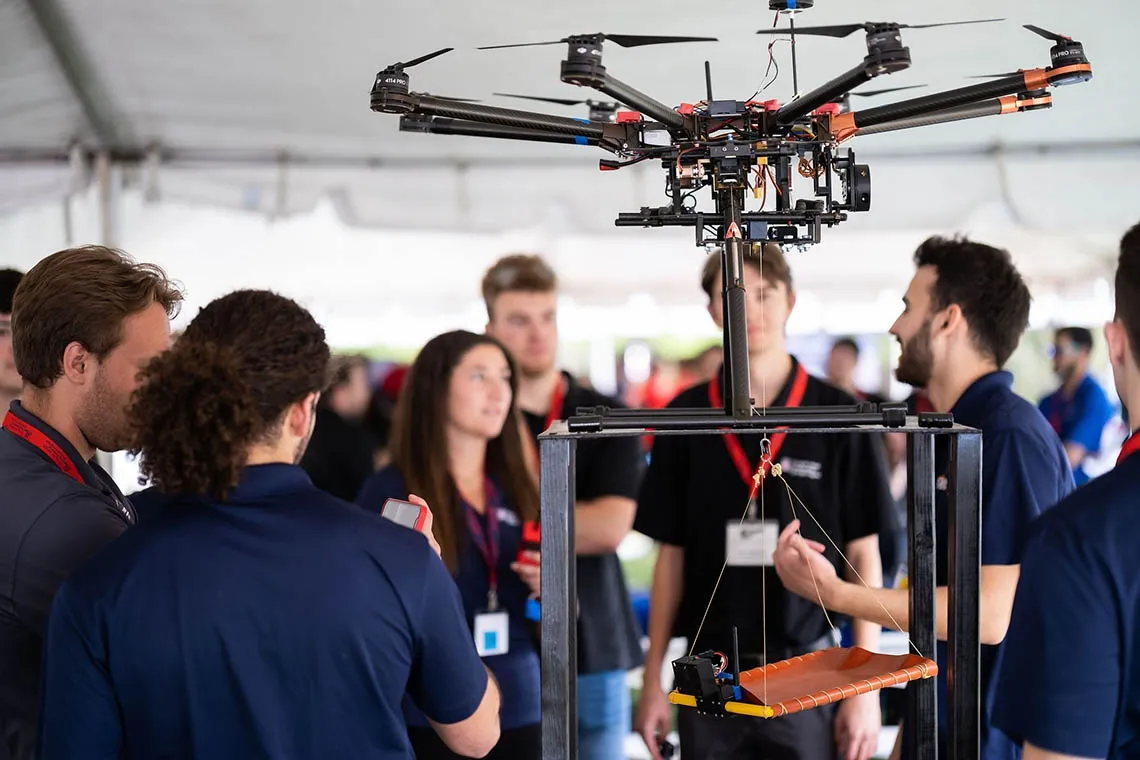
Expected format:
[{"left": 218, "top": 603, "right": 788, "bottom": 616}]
[{"left": 770, "top": 462, "right": 783, "bottom": 477}]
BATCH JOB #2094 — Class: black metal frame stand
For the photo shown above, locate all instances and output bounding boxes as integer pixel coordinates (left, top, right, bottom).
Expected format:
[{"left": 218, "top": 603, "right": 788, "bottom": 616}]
[{"left": 537, "top": 415, "right": 981, "bottom": 760}]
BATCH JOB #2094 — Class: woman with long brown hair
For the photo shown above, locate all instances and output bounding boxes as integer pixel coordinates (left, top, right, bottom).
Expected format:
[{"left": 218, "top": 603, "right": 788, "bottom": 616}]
[
  {"left": 38, "top": 291, "right": 501, "bottom": 760},
  {"left": 356, "top": 329, "right": 542, "bottom": 759}
]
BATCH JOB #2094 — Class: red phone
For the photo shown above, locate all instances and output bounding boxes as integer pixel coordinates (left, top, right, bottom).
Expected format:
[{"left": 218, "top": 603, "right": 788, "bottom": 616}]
[
  {"left": 518, "top": 521, "right": 541, "bottom": 566},
  {"left": 381, "top": 498, "right": 430, "bottom": 532}
]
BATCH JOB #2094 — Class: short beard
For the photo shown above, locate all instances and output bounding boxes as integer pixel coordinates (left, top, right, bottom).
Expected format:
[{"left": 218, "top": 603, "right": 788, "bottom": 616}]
[
  {"left": 78, "top": 367, "right": 133, "bottom": 454},
  {"left": 896, "top": 318, "right": 935, "bottom": 389}
]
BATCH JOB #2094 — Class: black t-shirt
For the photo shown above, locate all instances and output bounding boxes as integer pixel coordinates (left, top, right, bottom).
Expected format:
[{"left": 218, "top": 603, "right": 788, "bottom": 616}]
[
  {"left": 299, "top": 406, "right": 376, "bottom": 502},
  {"left": 634, "top": 359, "right": 890, "bottom": 659},
  {"left": 523, "top": 372, "right": 645, "bottom": 674}
]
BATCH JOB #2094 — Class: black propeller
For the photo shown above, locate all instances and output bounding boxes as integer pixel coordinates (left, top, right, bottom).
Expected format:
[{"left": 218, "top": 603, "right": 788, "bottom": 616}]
[
  {"left": 493, "top": 93, "right": 588, "bottom": 107},
  {"left": 850, "top": 85, "right": 927, "bottom": 97},
  {"left": 1023, "top": 24, "right": 1072, "bottom": 43},
  {"left": 966, "top": 71, "right": 1025, "bottom": 79},
  {"left": 478, "top": 33, "right": 716, "bottom": 51},
  {"left": 386, "top": 47, "right": 453, "bottom": 69},
  {"left": 757, "top": 18, "right": 1003, "bottom": 38},
  {"left": 416, "top": 93, "right": 481, "bottom": 102}
]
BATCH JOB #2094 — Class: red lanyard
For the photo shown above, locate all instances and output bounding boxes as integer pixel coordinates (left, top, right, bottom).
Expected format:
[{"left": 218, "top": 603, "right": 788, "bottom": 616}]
[
  {"left": 708, "top": 363, "right": 809, "bottom": 486},
  {"left": 544, "top": 376, "right": 564, "bottom": 434},
  {"left": 463, "top": 478, "right": 501, "bottom": 600},
  {"left": 1048, "top": 395, "right": 1064, "bottom": 436},
  {"left": 1117, "top": 432, "right": 1140, "bottom": 466},
  {"left": 530, "top": 376, "right": 565, "bottom": 473},
  {"left": 2, "top": 411, "right": 85, "bottom": 485}
]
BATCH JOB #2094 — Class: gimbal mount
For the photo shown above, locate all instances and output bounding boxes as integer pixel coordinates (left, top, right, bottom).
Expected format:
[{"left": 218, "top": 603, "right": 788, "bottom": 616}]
[{"left": 370, "top": 15, "right": 1091, "bottom": 429}]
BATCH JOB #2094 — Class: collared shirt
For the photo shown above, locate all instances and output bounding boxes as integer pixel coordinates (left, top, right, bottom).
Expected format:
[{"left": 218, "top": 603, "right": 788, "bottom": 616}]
[
  {"left": 0, "top": 401, "right": 133, "bottom": 760},
  {"left": 39, "top": 464, "right": 487, "bottom": 760},
  {"left": 923, "top": 371, "right": 1074, "bottom": 760},
  {"left": 356, "top": 466, "right": 541, "bottom": 731},
  {"left": 521, "top": 371, "right": 645, "bottom": 676},
  {"left": 634, "top": 358, "right": 890, "bottom": 658},
  {"left": 1039, "top": 373, "right": 1116, "bottom": 485},
  {"left": 992, "top": 447, "right": 1140, "bottom": 758}
]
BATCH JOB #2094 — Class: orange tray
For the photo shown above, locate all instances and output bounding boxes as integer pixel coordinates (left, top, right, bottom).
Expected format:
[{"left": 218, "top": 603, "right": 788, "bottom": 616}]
[{"left": 669, "top": 646, "right": 937, "bottom": 719}]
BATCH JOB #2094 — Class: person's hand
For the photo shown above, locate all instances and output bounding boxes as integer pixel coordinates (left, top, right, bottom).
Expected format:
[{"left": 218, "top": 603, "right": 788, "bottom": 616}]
[
  {"left": 835, "top": 692, "right": 881, "bottom": 760},
  {"left": 772, "top": 519, "right": 839, "bottom": 604},
  {"left": 634, "top": 686, "right": 673, "bottom": 760},
  {"left": 406, "top": 494, "right": 442, "bottom": 558},
  {"left": 511, "top": 551, "right": 541, "bottom": 598}
]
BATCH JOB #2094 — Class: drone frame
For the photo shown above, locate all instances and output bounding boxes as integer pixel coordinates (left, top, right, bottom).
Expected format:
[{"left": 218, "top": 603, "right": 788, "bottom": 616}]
[{"left": 370, "top": 22, "right": 1091, "bottom": 423}]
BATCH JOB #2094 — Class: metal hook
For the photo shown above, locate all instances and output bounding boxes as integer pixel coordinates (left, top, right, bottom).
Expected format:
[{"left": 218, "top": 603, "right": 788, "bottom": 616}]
[{"left": 759, "top": 436, "right": 772, "bottom": 462}]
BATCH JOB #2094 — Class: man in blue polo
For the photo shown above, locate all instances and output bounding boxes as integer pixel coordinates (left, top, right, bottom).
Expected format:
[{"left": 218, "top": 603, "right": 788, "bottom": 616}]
[
  {"left": 1038, "top": 326, "right": 1115, "bottom": 486},
  {"left": 992, "top": 221, "right": 1140, "bottom": 760},
  {"left": 0, "top": 246, "right": 182, "bottom": 760},
  {"left": 774, "top": 235, "right": 1074, "bottom": 760}
]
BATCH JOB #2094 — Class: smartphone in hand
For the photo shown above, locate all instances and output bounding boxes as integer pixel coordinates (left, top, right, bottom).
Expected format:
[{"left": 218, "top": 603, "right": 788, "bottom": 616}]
[{"left": 380, "top": 498, "right": 430, "bottom": 532}]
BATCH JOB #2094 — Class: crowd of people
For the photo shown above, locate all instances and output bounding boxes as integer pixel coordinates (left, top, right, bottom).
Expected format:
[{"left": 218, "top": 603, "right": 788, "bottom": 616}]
[{"left": 0, "top": 224, "right": 1138, "bottom": 760}]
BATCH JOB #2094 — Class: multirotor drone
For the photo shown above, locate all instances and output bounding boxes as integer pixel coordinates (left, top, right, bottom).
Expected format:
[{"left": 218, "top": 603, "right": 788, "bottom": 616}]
[{"left": 369, "top": 6, "right": 1091, "bottom": 418}]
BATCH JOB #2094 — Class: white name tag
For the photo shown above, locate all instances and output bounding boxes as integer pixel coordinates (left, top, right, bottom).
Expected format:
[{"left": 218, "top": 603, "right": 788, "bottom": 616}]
[
  {"left": 726, "top": 520, "right": 779, "bottom": 567},
  {"left": 473, "top": 611, "right": 510, "bottom": 657}
]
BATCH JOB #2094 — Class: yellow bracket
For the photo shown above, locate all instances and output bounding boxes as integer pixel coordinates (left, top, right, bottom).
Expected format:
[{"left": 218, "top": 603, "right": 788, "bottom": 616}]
[{"left": 667, "top": 690, "right": 776, "bottom": 719}]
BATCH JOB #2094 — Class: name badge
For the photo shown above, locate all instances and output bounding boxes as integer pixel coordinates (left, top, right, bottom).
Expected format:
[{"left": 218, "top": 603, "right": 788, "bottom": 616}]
[
  {"left": 474, "top": 610, "right": 510, "bottom": 657},
  {"left": 726, "top": 519, "right": 779, "bottom": 567}
]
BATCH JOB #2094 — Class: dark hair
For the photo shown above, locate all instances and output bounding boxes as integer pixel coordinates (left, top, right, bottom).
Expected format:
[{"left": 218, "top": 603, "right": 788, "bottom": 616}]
[
  {"left": 1116, "top": 222, "right": 1140, "bottom": 359},
  {"left": 319, "top": 354, "right": 368, "bottom": 408},
  {"left": 481, "top": 254, "right": 557, "bottom": 320},
  {"left": 0, "top": 269, "right": 23, "bottom": 314},
  {"left": 701, "top": 242, "right": 793, "bottom": 300},
  {"left": 913, "top": 235, "right": 1030, "bottom": 368},
  {"left": 831, "top": 336, "right": 859, "bottom": 357},
  {"left": 12, "top": 246, "right": 183, "bottom": 388},
  {"left": 1055, "top": 326, "right": 1094, "bottom": 353},
  {"left": 128, "top": 289, "right": 330, "bottom": 498},
  {"left": 390, "top": 330, "right": 539, "bottom": 572}
]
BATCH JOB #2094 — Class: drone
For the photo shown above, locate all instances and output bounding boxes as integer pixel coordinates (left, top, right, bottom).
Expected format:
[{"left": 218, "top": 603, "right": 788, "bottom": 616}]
[{"left": 369, "top": 7, "right": 1091, "bottom": 418}]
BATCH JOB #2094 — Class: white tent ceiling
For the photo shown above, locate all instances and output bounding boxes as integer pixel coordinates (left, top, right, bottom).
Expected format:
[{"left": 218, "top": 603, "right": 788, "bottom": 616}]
[{"left": 0, "top": 0, "right": 1137, "bottom": 344}]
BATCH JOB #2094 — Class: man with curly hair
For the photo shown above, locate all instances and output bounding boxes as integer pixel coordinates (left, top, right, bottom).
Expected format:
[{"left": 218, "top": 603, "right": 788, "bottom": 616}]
[{"left": 0, "top": 246, "right": 182, "bottom": 760}]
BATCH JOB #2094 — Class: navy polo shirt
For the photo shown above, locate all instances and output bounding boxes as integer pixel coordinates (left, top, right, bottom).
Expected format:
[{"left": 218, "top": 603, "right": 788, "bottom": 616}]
[
  {"left": 1039, "top": 373, "right": 1115, "bottom": 485},
  {"left": 39, "top": 464, "right": 488, "bottom": 760},
  {"left": 993, "top": 447, "right": 1140, "bottom": 757},
  {"left": 356, "top": 466, "right": 541, "bottom": 730},
  {"left": 0, "top": 401, "right": 134, "bottom": 760},
  {"left": 924, "top": 372, "right": 1074, "bottom": 760}
]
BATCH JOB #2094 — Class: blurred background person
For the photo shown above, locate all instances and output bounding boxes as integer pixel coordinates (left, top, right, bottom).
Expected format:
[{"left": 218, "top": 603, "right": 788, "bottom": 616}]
[
  {"left": 826, "top": 336, "right": 884, "bottom": 404},
  {"left": 40, "top": 290, "right": 501, "bottom": 760},
  {"left": 0, "top": 268, "right": 23, "bottom": 412},
  {"left": 481, "top": 253, "right": 644, "bottom": 760},
  {"left": 357, "top": 329, "right": 542, "bottom": 760},
  {"left": 1038, "top": 326, "right": 1116, "bottom": 485},
  {"left": 299, "top": 353, "right": 376, "bottom": 500}
]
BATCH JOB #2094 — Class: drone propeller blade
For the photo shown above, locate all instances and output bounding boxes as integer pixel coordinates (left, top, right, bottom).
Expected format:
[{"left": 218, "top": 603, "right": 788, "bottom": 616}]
[
  {"left": 477, "top": 40, "right": 565, "bottom": 50},
  {"left": 904, "top": 18, "right": 1004, "bottom": 30},
  {"left": 757, "top": 17, "right": 1003, "bottom": 37},
  {"left": 1023, "top": 24, "right": 1072, "bottom": 42},
  {"left": 479, "top": 33, "right": 717, "bottom": 51},
  {"left": 966, "top": 71, "right": 1023, "bottom": 79},
  {"left": 395, "top": 47, "right": 454, "bottom": 69},
  {"left": 757, "top": 23, "right": 864, "bottom": 37},
  {"left": 493, "top": 92, "right": 585, "bottom": 106},
  {"left": 851, "top": 85, "right": 927, "bottom": 97},
  {"left": 605, "top": 34, "right": 718, "bottom": 47},
  {"left": 418, "top": 93, "right": 481, "bottom": 102}
]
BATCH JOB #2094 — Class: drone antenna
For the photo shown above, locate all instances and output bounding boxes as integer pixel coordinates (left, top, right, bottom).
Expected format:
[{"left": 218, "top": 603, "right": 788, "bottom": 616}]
[
  {"left": 705, "top": 60, "right": 714, "bottom": 104},
  {"left": 789, "top": 17, "right": 800, "bottom": 96}
]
